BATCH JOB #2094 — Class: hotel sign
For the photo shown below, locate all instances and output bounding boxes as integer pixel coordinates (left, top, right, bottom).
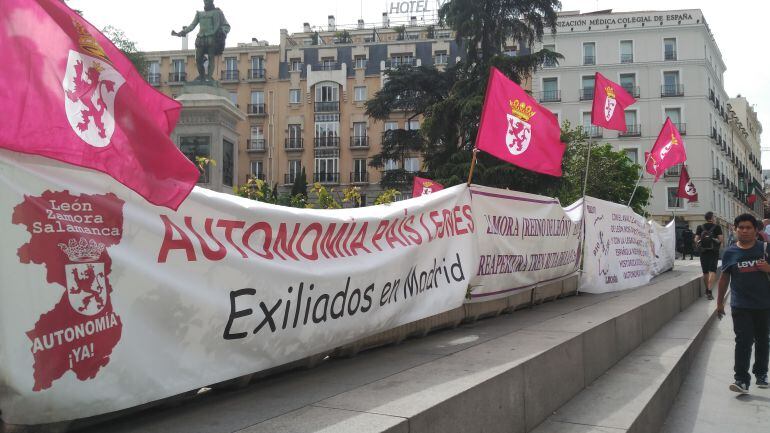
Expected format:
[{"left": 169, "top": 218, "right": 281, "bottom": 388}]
[{"left": 387, "top": 0, "right": 449, "bottom": 16}]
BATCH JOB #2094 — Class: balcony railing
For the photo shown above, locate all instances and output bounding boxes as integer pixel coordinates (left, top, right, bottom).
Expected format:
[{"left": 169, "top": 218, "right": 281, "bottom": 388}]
[
  {"left": 168, "top": 72, "right": 187, "bottom": 83},
  {"left": 247, "top": 103, "right": 267, "bottom": 115},
  {"left": 146, "top": 73, "right": 161, "bottom": 86},
  {"left": 289, "top": 63, "right": 304, "bottom": 73},
  {"left": 285, "top": 138, "right": 304, "bottom": 151},
  {"left": 350, "top": 136, "right": 370, "bottom": 148},
  {"left": 314, "top": 172, "right": 340, "bottom": 184},
  {"left": 579, "top": 87, "right": 594, "bottom": 100},
  {"left": 221, "top": 70, "right": 239, "bottom": 81},
  {"left": 350, "top": 171, "right": 369, "bottom": 184},
  {"left": 246, "top": 139, "right": 266, "bottom": 152},
  {"left": 583, "top": 55, "right": 596, "bottom": 65},
  {"left": 248, "top": 68, "right": 266, "bottom": 80},
  {"left": 539, "top": 90, "right": 561, "bottom": 102},
  {"left": 661, "top": 84, "right": 684, "bottom": 97},
  {"left": 585, "top": 126, "right": 603, "bottom": 138},
  {"left": 312, "top": 62, "right": 342, "bottom": 71},
  {"left": 620, "top": 53, "right": 634, "bottom": 63},
  {"left": 664, "top": 50, "right": 677, "bottom": 61},
  {"left": 672, "top": 123, "right": 687, "bottom": 135},
  {"left": 314, "top": 137, "right": 340, "bottom": 148},
  {"left": 385, "top": 58, "right": 418, "bottom": 69},
  {"left": 619, "top": 124, "right": 641, "bottom": 137},
  {"left": 621, "top": 85, "right": 640, "bottom": 98},
  {"left": 314, "top": 101, "right": 340, "bottom": 112},
  {"left": 542, "top": 58, "right": 556, "bottom": 68},
  {"left": 664, "top": 165, "right": 681, "bottom": 177}
]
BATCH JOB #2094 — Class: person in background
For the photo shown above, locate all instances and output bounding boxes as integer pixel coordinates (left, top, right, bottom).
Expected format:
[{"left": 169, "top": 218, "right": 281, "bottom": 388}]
[
  {"left": 696, "top": 211, "right": 724, "bottom": 300},
  {"left": 759, "top": 220, "right": 770, "bottom": 242},
  {"left": 763, "top": 219, "right": 770, "bottom": 238},
  {"left": 681, "top": 227, "right": 694, "bottom": 260},
  {"left": 717, "top": 213, "right": 770, "bottom": 394},
  {"left": 726, "top": 223, "right": 736, "bottom": 246}
]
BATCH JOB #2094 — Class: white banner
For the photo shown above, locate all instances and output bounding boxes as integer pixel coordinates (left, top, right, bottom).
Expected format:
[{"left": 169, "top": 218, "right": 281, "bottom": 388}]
[
  {"left": 650, "top": 220, "right": 676, "bottom": 276},
  {"left": 0, "top": 150, "right": 477, "bottom": 424},
  {"left": 581, "top": 196, "right": 654, "bottom": 293},
  {"left": 467, "top": 186, "right": 582, "bottom": 301}
]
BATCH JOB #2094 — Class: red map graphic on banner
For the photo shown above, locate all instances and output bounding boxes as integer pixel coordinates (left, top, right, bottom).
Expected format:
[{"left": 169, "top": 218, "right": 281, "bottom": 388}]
[{"left": 12, "top": 190, "right": 125, "bottom": 391}]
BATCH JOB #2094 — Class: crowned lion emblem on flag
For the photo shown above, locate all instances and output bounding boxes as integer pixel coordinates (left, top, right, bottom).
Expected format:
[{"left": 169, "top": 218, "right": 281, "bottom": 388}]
[
  {"left": 506, "top": 100, "right": 537, "bottom": 156},
  {"left": 603, "top": 86, "right": 617, "bottom": 122},
  {"left": 659, "top": 133, "right": 679, "bottom": 160}
]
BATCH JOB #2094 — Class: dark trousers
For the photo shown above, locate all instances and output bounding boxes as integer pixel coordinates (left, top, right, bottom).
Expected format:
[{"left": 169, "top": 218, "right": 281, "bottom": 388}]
[
  {"left": 732, "top": 307, "right": 770, "bottom": 383},
  {"left": 682, "top": 243, "right": 693, "bottom": 259}
]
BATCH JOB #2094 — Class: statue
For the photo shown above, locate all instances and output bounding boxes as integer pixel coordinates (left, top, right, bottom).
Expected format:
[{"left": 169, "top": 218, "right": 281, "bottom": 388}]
[{"left": 172, "top": 0, "right": 230, "bottom": 83}]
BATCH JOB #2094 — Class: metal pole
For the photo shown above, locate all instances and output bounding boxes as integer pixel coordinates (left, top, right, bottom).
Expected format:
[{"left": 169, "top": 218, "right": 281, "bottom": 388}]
[
  {"left": 628, "top": 153, "right": 653, "bottom": 208},
  {"left": 581, "top": 133, "right": 593, "bottom": 199},
  {"left": 467, "top": 148, "right": 478, "bottom": 186}
]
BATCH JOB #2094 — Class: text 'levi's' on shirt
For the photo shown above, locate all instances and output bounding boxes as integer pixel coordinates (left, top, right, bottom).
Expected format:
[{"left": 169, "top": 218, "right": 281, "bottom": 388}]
[{"left": 721, "top": 242, "right": 770, "bottom": 309}]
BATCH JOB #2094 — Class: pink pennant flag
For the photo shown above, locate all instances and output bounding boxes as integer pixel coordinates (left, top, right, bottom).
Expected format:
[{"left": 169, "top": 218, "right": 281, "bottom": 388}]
[
  {"left": 591, "top": 72, "right": 637, "bottom": 132},
  {"left": 645, "top": 119, "right": 687, "bottom": 182},
  {"left": 676, "top": 166, "right": 698, "bottom": 202},
  {"left": 476, "top": 67, "right": 565, "bottom": 177},
  {"left": 412, "top": 176, "right": 444, "bottom": 198},
  {"left": 0, "top": 0, "right": 199, "bottom": 209}
]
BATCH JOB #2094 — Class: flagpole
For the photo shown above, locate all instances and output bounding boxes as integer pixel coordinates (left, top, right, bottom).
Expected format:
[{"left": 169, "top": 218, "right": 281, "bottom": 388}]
[
  {"left": 582, "top": 134, "right": 593, "bottom": 198},
  {"left": 628, "top": 153, "right": 653, "bottom": 208},
  {"left": 467, "top": 148, "right": 479, "bottom": 186}
]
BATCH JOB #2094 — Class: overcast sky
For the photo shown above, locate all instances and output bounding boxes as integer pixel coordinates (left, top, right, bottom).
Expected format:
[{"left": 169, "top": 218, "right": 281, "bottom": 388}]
[{"left": 68, "top": 0, "right": 769, "bottom": 165}]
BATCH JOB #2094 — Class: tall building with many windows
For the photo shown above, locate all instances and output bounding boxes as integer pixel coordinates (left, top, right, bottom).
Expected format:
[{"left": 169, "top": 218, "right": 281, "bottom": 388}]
[
  {"left": 144, "top": 15, "right": 463, "bottom": 204},
  {"left": 532, "top": 9, "right": 763, "bottom": 228}
]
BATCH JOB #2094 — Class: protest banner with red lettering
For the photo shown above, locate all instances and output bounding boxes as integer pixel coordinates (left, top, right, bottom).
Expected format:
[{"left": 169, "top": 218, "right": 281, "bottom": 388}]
[
  {"left": 0, "top": 149, "right": 477, "bottom": 424},
  {"left": 467, "top": 185, "right": 582, "bottom": 301}
]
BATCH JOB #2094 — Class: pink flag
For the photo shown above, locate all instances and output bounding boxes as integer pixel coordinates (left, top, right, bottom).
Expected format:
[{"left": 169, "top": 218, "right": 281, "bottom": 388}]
[
  {"left": 676, "top": 166, "right": 698, "bottom": 202},
  {"left": 412, "top": 176, "right": 444, "bottom": 198},
  {"left": 591, "top": 72, "right": 636, "bottom": 132},
  {"left": 645, "top": 119, "right": 687, "bottom": 182},
  {"left": 476, "top": 67, "right": 565, "bottom": 177},
  {"left": 0, "top": 0, "right": 199, "bottom": 210}
]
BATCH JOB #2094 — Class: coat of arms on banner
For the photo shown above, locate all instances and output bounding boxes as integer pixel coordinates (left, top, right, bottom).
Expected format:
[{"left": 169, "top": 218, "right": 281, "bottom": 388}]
[
  {"left": 603, "top": 86, "right": 617, "bottom": 121},
  {"left": 505, "top": 99, "right": 536, "bottom": 155},
  {"left": 62, "top": 21, "right": 125, "bottom": 148},
  {"left": 422, "top": 182, "right": 436, "bottom": 196},
  {"left": 659, "top": 133, "right": 678, "bottom": 160},
  {"left": 62, "top": 239, "right": 108, "bottom": 316},
  {"left": 684, "top": 181, "right": 697, "bottom": 197}
]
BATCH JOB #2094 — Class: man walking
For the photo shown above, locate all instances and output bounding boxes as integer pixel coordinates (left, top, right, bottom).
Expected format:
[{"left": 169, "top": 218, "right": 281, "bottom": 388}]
[
  {"left": 696, "top": 211, "right": 723, "bottom": 300},
  {"left": 682, "top": 227, "right": 694, "bottom": 260},
  {"left": 717, "top": 213, "right": 770, "bottom": 393}
]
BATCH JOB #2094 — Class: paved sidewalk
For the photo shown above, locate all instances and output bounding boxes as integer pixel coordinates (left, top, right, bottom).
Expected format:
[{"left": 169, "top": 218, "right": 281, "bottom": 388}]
[{"left": 660, "top": 301, "right": 770, "bottom": 433}]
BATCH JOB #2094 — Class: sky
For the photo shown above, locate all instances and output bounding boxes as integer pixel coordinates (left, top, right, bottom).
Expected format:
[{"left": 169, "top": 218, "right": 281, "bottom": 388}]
[{"left": 68, "top": 0, "right": 769, "bottom": 165}]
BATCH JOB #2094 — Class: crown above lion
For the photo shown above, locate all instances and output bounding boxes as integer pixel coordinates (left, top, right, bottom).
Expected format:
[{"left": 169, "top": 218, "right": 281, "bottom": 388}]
[
  {"left": 509, "top": 100, "right": 536, "bottom": 122},
  {"left": 72, "top": 19, "right": 110, "bottom": 63},
  {"left": 604, "top": 86, "right": 616, "bottom": 99}
]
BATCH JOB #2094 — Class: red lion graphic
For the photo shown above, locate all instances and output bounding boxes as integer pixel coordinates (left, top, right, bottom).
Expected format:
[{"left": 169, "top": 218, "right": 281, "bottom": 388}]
[
  {"left": 508, "top": 117, "right": 527, "bottom": 152},
  {"left": 65, "top": 61, "right": 116, "bottom": 139},
  {"left": 69, "top": 264, "right": 106, "bottom": 313}
]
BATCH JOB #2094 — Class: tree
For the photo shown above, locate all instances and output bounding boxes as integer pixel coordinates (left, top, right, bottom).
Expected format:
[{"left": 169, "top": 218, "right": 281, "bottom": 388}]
[
  {"left": 101, "top": 25, "right": 147, "bottom": 75},
  {"left": 291, "top": 167, "right": 308, "bottom": 198}
]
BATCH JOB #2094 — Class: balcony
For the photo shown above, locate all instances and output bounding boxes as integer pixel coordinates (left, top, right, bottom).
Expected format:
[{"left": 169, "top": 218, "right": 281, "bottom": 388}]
[
  {"left": 620, "top": 53, "right": 634, "bottom": 63},
  {"left": 168, "top": 72, "right": 187, "bottom": 84},
  {"left": 350, "top": 171, "right": 369, "bottom": 184},
  {"left": 314, "top": 172, "right": 340, "bottom": 184},
  {"left": 220, "top": 70, "right": 239, "bottom": 82},
  {"left": 672, "top": 123, "right": 687, "bottom": 135},
  {"left": 539, "top": 90, "right": 561, "bottom": 102},
  {"left": 288, "top": 63, "right": 304, "bottom": 73},
  {"left": 146, "top": 73, "right": 161, "bottom": 86},
  {"left": 619, "top": 124, "right": 641, "bottom": 137},
  {"left": 583, "top": 55, "right": 595, "bottom": 65},
  {"left": 314, "top": 137, "right": 340, "bottom": 148},
  {"left": 312, "top": 62, "right": 342, "bottom": 71},
  {"left": 664, "top": 50, "right": 677, "bottom": 61},
  {"left": 285, "top": 138, "right": 304, "bottom": 151},
  {"left": 542, "top": 58, "right": 557, "bottom": 68},
  {"left": 247, "top": 103, "right": 267, "bottom": 116},
  {"left": 248, "top": 68, "right": 266, "bottom": 80},
  {"left": 579, "top": 87, "right": 594, "bottom": 101},
  {"left": 385, "top": 58, "right": 418, "bottom": 69},
  {"left": 246, "top": 139, "right": 266, "bottom": 152},
  {"left": 350, "top": 136, "right": 370, "bottom": 149},
  {"left": 621, "top": 85, "right": 640, "bottom": 98},
  {"left": 661, "top": 84, "right": 684, "bottom": 97},
  {"left": 314, "top": 101, "right": 340, "bottom": 113},
  {"left": 585, "top": 126, "right": 603, "bottom": 138}
]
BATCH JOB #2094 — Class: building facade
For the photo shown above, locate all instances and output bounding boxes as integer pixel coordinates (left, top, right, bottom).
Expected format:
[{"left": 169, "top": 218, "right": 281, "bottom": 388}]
[
  {"left": 144, "top": 15, "right": 462, "bottom": 204},
  {"left": 532, "top": 9, "right": 763, "bottom": 229}
]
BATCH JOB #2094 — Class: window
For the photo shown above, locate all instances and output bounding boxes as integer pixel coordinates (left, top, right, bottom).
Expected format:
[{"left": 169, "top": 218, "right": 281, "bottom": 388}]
[
  {"left": 172, "top": 59, "right": 185, "bottom": 73},
  {"left": 404, "top": 157, "right": 420, "bottom": 173},
  {"left": 384, "top": 121, "right": 398, "bottom": 131},
  {"left": 664, "top": 38, "right": 677, "bottom": 60},
  {"left": 315, "top": 118, "right": 339, "bottom": 147},
  {"left": 408, "top": 120, "right": 420, "bottom": 130},
  {"left": 354, "top": 86, "right": 367, "bottom": 101},
  {"left": 581, "top": 75, "right": 595, "bottom": 100},
  {"left": 583, "top": 42, "right": 595, "bottom": 65},
  {"left": 289, "top": 89, "right": 301, "bottom": 104},
  {"left": 434, "top": 51, "right": 448, "bottom": 65},
  {"left": 619, "top": 73, "right": 637, "bottom": 97},
  {"left": 662, "top": 71, "right": 681, "bottom": 96},
  {"left": 224, "top": 56, "right": 238, "bottom": 72},
  {"left": 229, "top": 92, "right": 238, "bottom": 107},
  {"left": 624, "top": 148, "right": 638, "bottom": 164},
  {"left": 179, "top": 136, "right": 209, "bottom": 182},
  {"left": 316, "top": 82, "right": 339, "bottom": 102},
  {"left": 623, "top": 110, "right": 639, "bottom": 135},
  {"left": 353, "top": 158, "right": 367, "bottom": 183},
  {"left": 287, "top": 124, "right": 302, "bottom": 148},
  {"left": 314, "top": 155, "right": 339, "bottom": 183},
  {"left": 288, "top": 160, "right": 301, "bottom": 183},
  {"left": 290, "top": 58, "right": 302, "bottom": 72},
  {"left": 352, "top": 122, "right": 367, "bottom": 147},
  {"left": 250, "top": 160, "right": 264, "bottom": 179},
  {"left": 667, "top": 186, "right": 683, "bottom": 208},
  {"left": 542, "top": 44, "right": 556, "bottom": 67},
  {"left": 171, "top": 59, "right": 186, "bottom": 82},
  {"left": 223, "top": 139, "right": 234, "bottom": 187},
  {"left": 436, "top": 31, "right": 451, "bottom": 39},
  {"left": 146, "top": 61, "right": 160, "bottom": 84},
  {"left": 249, "top": 125, "right": 265, "bottom": 150},
  {"left": 249, "top": 91, "right": 265, "bottom": 114},
  {"left": 542, "top": 77, "right": 559, "bottom": 102},
  {"left": 406, "top": 32, "right": 419, "bottom": 40},
  {"left": 384, "top": 159, "right": 398, "bottom": 171},
  {"left": 355, "top": 55, "right": 367, "bottom": 69},
  {"left": 251, "top": 56, "right": 265, "bottom": 70},
  {"left": 390, "top": 54, "right": 414, "bottom": 68},
  {"left": 620, "top": 40, "right": 633, "bottom": 63},
  {"left": 582, "top": 112, "right": 600, "bottom": 137}
]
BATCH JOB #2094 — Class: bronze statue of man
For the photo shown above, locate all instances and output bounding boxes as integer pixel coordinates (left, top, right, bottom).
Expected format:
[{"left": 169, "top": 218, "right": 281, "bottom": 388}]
[{"left": 172, "top": 0, "right": 230, "bottom": 83}]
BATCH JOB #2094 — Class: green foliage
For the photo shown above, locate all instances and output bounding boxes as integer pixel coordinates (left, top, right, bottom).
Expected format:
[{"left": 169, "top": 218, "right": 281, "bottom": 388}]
[
  {"left": 335, "top": 30, "right": 352, "bottom": 44},
  {"left": 291, "top": 167, "right": 308, "bottom": 198},
  {"left": 374, "top": 189, "right": 401, "bottom": 205},
  {"left": 102, "top": 25, "right": 146, "bottom": 75},
  {"left": 394, "top": 25, "right": 407, "bottom": 40},
  {"left": 342, "top": 186, "right": 362, "bottom": 207},
  {"left": 236, "top": 176, "right": 271, "bottom": 201},
  {"left": 311, "top": 32, "right": 321, "bottom": 45},
  {"left": 309, "top": 183, "right": 341, "bottom": 209}
]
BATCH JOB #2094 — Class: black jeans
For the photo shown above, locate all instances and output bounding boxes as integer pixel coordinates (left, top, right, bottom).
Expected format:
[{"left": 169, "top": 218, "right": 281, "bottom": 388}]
[{"left": 732, "top": 307, "right": 770, "bottom": 384}]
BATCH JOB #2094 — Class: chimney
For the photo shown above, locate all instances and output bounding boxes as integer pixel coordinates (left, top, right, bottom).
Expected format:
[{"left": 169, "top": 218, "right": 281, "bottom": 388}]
[
  {"left": 357, "top": 19, "right": 365, "bottom": 29},
  {"left": 410, "top": 16, "right": 417, "bottom": 26},
  {"left": 328, "top": 15, "right": 336, "bottom": 31},
  {"left": 382, "top": 13, "right": 390, "bottom": 28},
  {"left": 303, "top": 22, "right": 311, "bottom": 32}
]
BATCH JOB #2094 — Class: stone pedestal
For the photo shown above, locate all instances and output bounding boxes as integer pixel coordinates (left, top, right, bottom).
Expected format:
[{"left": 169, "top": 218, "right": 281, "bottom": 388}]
[{"left": 171, "top": 85, "right": 245, "bottom": 194}]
